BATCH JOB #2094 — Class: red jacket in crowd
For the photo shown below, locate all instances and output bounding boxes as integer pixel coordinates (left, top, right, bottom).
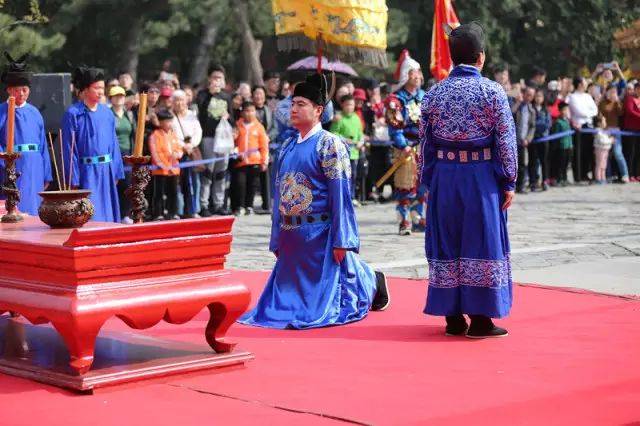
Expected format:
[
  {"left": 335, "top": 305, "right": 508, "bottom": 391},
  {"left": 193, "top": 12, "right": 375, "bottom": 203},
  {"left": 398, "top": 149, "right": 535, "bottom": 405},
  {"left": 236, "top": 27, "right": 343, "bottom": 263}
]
[{"left": 623, "top": 94, "right": 640, "bottom": 131}]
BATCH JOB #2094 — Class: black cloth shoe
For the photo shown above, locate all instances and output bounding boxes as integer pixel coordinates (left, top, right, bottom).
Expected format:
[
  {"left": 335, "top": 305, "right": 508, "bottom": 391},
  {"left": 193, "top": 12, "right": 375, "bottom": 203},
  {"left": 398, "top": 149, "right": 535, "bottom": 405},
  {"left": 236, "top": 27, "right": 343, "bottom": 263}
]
[
  {"left": 371, "top": 271, "right": 390, "bottom": 311},
  {"left": 445, "top": 315, "right": 468, "bottom": 336},
  {"left": 466, "top": 315, "right": 508, "bottom": 339},
  {"left": 398, "top": 221, "right": 411, "bottom": 236},
  {"left": 199, "top": 209, "right": 212, "bottom": 218}
]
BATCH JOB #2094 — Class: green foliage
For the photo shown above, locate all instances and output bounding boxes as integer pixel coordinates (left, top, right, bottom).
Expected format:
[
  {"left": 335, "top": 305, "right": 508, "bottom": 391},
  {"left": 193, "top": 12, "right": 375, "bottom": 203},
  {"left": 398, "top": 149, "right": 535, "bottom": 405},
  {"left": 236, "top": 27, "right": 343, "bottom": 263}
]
[
  {"left": 387, "top": 8, "right": 410, "bottom": 49},
  {"left": 386, "top": 0, "right": 640, "bottom": 79},
  {"left": 0, "top": 0, "right": 64, "bottom": 68},
  {"left": 0, "top": 0, "right": 638, "bottom": 82}
]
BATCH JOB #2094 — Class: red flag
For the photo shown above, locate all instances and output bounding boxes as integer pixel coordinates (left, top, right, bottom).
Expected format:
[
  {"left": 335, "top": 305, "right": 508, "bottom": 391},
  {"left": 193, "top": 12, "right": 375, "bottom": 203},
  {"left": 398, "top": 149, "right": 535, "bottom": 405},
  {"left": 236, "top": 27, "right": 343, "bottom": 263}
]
[{"left": 430, "top": 0, "right": 460, "bottom": 81}]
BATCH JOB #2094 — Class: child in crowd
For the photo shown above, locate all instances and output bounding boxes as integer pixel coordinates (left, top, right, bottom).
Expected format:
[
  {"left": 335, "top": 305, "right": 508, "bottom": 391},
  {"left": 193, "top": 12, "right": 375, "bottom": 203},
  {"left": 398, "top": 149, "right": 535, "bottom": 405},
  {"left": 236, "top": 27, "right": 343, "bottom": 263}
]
[
  {"left": 593, "top": 115, "right": 613, "bottom": 184},
  {"left": 330, "top": 94, "right": 364, "bottom": 204},
  {"left": 550, "top": 102, "right": 573, "bottom": 186},
  {"left": 149, "top": 109, "right": 183, "bottom": 220},
  {"left": 231, "top": 101, "right": 269, "bottom": 215},
  {"left": 530, "top": 89, "right": 552, "bottom": 191}
]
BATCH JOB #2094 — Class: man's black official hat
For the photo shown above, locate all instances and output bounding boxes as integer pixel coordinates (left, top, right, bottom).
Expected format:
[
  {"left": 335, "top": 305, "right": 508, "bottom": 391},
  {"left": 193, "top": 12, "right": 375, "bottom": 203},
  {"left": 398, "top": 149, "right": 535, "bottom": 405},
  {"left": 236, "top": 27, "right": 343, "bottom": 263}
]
[
  {"left": 448, "top": 22, "right": 485, "bottom": 65},
  {"left": 72, "top": 66, "right": 105, "bottom": 91},
  {"left": 293, "top": 73, "right": 330, "bottom": 106},
  {"left": 1, "top": 52, "right": 32, "bottom": 87}
]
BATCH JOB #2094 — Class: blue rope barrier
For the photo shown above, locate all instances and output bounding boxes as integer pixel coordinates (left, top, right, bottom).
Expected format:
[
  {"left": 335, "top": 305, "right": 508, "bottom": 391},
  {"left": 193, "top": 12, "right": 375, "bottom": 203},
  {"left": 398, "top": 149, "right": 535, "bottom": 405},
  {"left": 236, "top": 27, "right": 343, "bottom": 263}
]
[
  {"left": 531, "top": 130, "right": 575, "bottom": 143},
  {"left": 531, "top": 128, "right": 640, "bottom": 144},
  {"left": 124, "top": 148, "right": 260, "bottom": 172}
]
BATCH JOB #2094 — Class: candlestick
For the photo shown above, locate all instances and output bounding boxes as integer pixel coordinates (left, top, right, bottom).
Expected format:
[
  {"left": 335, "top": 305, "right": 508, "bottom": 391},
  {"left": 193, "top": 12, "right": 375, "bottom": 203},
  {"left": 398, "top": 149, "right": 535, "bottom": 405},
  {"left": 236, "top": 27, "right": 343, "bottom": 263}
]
[
  {"left": 123, "top": 155, "right": 151, "bottom": 224},
  {"left": 0, "top": 151, "right": 23, "bottom": 223},
  {"left": 6, "top": 96, "right": 15, "bottom": 154},
  {"left": 133, "top": 93, "right": 148, "bottom": 157}
]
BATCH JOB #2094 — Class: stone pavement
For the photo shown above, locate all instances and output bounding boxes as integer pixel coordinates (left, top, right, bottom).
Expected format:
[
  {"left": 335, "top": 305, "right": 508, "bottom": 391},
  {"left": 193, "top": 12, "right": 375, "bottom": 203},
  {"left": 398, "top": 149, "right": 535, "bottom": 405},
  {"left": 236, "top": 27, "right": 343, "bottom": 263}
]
[{"left": 227, "top": 183, "right": 640, "bottom": 296}]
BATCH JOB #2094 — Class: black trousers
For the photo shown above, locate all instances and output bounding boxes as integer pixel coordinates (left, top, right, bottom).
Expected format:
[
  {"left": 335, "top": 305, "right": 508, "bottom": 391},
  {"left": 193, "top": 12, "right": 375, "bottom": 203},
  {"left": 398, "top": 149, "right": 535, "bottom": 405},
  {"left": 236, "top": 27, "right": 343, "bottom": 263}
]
[
  {"left": 117, "top": 173, "right": 130, "bottom": 221},
  {"left": 231, "top": 165, "right": 260, "bottom": 211},
  {"left": 622, "top": 135, "right": 640, "bottom": 178},
  {"left": 548, "top": 143, "right": 560, "bottom": 181},
  {"left": 180, "top": 167, "right": 197, "bottom": 216},
  {"left": 516, "top": 145, "right": 527, "bottom": 190},
  {"left": 365, "top": 145, "right": 392, "bottom": 195},
  {"left": 258, "top": 165, "right": 272, "bottom": 210},
  {"left": 527, "top": 141, "right": 549, "bottom": 187},
  {"left": 152, "top": 175, "right": 178, "bottom": 218},
  {"left": 556, "top": 147, "right": 572, "bottom": 183},
  {"left": 573, "top": 128, "right": 594, "bottom": 182}
]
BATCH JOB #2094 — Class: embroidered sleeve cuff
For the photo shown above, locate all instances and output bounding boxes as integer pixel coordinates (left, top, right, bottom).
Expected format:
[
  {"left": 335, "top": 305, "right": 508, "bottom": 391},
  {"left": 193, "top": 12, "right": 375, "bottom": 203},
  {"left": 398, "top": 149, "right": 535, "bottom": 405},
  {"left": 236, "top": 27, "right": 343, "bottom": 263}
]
[{"left": 503, "top": 181, "right": 516, "bottom": 192}]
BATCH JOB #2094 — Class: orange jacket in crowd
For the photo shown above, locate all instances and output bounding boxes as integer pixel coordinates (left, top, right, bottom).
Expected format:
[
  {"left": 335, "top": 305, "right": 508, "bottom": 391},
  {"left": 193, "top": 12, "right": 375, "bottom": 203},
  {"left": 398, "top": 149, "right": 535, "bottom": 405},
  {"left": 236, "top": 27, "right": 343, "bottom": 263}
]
[
  {"left": 149, "top": 128, "right": 183, "bottom": 176},
  {"left": 234, "top": 118, "right": 269, "bottom": 168}
]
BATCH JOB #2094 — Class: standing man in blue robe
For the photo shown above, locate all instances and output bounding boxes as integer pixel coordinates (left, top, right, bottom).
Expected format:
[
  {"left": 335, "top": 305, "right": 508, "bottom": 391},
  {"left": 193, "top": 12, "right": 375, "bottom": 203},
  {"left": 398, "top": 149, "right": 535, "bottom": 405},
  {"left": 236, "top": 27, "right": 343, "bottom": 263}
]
[
  {"left": 387, "top": 50, "right": 427, "bottom": 236},
  {"left": 419, "top": 23, "right": 517, "bottom": 338},
  {"left": 239, "top": 73, "right": 390, "bottom": 329},
  {"left": 0, "top": 52, "right": 51, "bottom": 215},
  {"left": 62, "top": 66, "right": 124, "bottom": 222}
]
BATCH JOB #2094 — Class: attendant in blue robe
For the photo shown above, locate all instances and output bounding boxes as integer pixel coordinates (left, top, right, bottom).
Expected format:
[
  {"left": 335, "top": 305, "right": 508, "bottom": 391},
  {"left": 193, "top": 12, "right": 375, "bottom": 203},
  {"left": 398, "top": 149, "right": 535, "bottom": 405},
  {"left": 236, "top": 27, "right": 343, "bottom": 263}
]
[
  {"left": 418, "top": 23, "right": 517, "bottom": 338},
  {"left": 62, "top": 67, "right": 124, "bottom": 222},
  {"left": 0, "top": 52, "right": 51, "bottom": 215},
  {"left": 240, "top": 73, "right": 390, "bottom": 329}
]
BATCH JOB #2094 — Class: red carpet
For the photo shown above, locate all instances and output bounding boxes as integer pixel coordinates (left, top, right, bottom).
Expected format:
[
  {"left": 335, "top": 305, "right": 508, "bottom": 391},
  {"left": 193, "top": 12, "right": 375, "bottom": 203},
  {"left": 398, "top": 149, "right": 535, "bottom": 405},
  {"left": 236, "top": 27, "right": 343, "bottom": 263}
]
[{"left": 1, "top": 271, "right": 639, "bottom": 425}]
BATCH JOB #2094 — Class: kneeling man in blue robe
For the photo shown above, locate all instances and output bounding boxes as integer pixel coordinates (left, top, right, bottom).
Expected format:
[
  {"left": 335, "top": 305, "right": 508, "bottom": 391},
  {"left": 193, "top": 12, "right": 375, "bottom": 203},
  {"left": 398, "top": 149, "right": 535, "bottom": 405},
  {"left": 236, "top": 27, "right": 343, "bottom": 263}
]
[{"left": 239, "top": 73, "right": 390, "bottom": 329}]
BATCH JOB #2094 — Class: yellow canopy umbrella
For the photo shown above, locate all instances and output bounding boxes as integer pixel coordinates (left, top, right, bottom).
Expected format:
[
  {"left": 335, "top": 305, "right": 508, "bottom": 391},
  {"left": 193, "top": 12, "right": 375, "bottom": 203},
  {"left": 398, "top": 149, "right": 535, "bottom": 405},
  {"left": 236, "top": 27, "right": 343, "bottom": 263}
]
[{"left": 272, "top": 0, "right": 388, "bottom": 69}]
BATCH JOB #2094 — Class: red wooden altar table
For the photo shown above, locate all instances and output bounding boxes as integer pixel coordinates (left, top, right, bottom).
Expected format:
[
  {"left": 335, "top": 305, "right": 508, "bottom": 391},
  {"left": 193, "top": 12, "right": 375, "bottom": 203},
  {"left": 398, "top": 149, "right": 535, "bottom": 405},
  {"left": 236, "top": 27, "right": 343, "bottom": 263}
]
[{"left": 0, "top": 216, "right": 252, "bottom": 390}]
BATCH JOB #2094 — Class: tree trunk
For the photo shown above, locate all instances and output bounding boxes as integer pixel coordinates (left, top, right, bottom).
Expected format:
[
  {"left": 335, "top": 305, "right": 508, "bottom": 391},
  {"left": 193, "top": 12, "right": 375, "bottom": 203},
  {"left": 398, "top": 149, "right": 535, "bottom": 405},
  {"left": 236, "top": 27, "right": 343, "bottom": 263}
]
[
  {"left": 187, "top": 21, "right": 220, "bottom": 87},
  {"left": 120, "top": 16, "right": 144, "bottom": 82},
  {"left": 231, "top": 0, "right": 264, "bottom": 86}
]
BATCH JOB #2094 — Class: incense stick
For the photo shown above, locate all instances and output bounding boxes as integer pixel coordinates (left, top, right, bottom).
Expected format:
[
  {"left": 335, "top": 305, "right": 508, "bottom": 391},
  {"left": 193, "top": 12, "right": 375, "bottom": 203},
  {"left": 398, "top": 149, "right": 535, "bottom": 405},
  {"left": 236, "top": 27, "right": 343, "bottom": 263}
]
[
  {"left": 47, "top": 131, "right": 62, "bottom": 191},
  {"left": 68, "top": 130, "right": 76, "bottom": 191},
  {"left": 58, "top": 129, "right": 66, "bottom": 190}
]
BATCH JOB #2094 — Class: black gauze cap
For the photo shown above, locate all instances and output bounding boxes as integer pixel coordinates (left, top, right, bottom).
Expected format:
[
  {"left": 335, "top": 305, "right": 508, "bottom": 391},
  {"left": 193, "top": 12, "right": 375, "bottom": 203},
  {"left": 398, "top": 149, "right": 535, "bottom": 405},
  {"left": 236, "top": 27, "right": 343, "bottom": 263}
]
[
  {"left": 293, "top": 73, "right": 328, "bottom": 105},
  {"left": 1, "top": 52, "right": 32, "bottom": 87},
  {"left": 448, "top": 22, "right": 485, "bottom": 65},
  {"left": 72, "top": 66, "right": 105, "bottom": 91}
]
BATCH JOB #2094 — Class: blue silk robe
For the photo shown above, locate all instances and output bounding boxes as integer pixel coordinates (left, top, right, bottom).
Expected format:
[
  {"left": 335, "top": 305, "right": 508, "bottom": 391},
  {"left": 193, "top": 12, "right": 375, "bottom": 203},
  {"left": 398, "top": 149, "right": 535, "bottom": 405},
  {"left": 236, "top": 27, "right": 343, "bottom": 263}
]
[
  {"left": 418, "top": 65, "right": 517, "bottom": 318},
  {"left": 239, "top": 124, "right": 377, "bottom": 329},
  {"left": 62, "top": 102, "right": 124, "bottom": 222},
  {"left": 0, "top": 102, "right": 52, "bottom": 215}
]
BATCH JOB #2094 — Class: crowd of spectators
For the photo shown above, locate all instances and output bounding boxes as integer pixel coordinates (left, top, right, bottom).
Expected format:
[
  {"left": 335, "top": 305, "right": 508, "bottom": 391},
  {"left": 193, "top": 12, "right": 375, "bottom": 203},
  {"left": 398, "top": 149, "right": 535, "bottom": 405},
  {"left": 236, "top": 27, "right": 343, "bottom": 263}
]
[
  {"left": 498, "top": 62, "right": 640, "bottom": 193},
  {"left": 103, "top": 59, "right": 640, "bottom": 223}
]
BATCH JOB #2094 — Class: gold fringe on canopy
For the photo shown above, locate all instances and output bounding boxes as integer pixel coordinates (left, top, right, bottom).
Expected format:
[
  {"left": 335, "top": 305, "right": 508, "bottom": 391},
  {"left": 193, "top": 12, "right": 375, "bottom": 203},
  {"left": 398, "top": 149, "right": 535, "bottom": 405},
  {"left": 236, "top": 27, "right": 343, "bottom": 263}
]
[{"left": 272, "top": 0, "right": 388, "bottom": 68}]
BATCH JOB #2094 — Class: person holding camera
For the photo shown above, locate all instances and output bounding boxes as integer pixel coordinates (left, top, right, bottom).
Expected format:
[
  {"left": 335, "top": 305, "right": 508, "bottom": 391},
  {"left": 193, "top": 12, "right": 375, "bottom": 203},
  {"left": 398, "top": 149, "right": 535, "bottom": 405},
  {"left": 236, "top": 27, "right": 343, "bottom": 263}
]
[
  {"left": 172, "top": 90, "right": 203, "bottom": 218},
  {"left": 591, "top": 62, "right": 627, "bottom": 97}
]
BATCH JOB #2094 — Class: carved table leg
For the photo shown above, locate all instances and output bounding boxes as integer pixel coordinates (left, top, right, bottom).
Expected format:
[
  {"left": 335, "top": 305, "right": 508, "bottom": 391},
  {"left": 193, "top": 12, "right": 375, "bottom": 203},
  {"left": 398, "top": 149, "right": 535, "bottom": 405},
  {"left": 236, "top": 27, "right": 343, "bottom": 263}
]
[
  {"left": 5, "top": 318, "right": 29, "bottom": 358},
  {"left": 205, "top": 298, "right": 249, "bottom": 353},
  {"left": 52, "top": 319, "right": 105, "bottom": 375}
]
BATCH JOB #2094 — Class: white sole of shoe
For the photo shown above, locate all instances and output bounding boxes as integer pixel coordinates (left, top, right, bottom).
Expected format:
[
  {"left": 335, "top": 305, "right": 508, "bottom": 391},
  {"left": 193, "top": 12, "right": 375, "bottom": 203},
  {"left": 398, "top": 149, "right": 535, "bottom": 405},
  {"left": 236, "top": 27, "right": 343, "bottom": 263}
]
[{"left": 465, "top": 332, "right": 509, "bottom": 339}]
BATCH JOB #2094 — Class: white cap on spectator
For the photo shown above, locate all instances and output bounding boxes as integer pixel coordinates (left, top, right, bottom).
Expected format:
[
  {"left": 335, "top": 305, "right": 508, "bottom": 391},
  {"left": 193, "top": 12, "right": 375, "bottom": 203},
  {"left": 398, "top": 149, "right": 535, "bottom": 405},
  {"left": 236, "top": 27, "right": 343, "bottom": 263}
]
[
  {"left": 547, "top": 80, "right": 559, "bottom": 91},
  {"left": 172, "top": 89, "right": 186, "bottom": 100}
]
